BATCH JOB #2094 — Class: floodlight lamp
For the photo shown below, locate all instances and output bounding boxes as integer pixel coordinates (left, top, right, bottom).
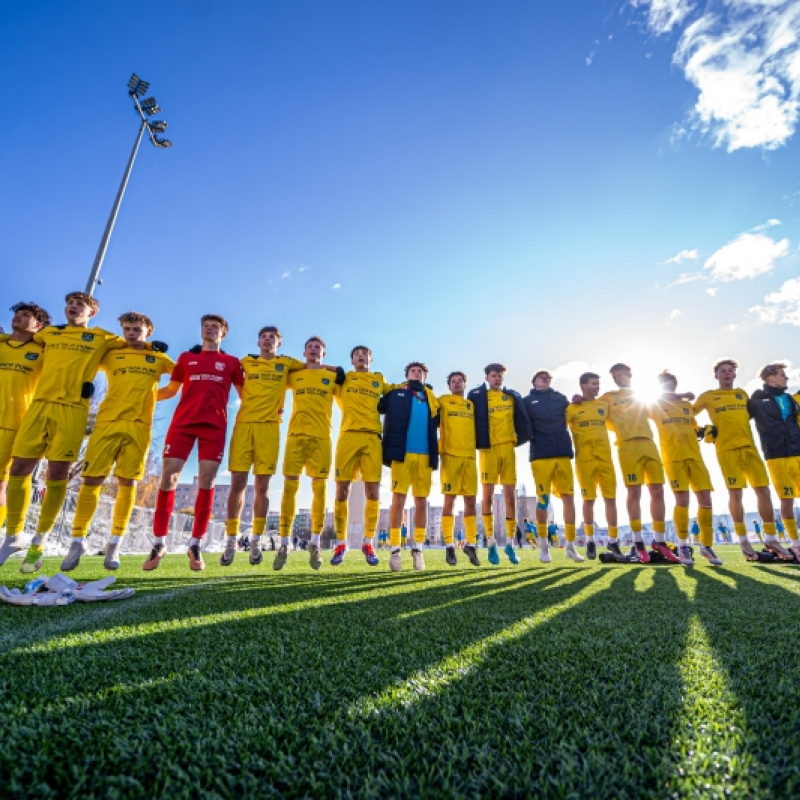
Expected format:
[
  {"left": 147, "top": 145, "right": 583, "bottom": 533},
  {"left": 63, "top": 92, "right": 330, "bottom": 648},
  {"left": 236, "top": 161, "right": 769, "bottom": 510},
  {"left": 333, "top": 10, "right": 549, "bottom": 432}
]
[
  {"left": 127, "top": 74, "right": 150, "bottom": 96},
  {"left": 141, "top": 98, "right": 161, "bottom": 115},
  {"left": 149, "top": 120, "right": 168, "bottom": 133},
  {"left": 155, "top": 137, "right": 173, "bottom": 148}
]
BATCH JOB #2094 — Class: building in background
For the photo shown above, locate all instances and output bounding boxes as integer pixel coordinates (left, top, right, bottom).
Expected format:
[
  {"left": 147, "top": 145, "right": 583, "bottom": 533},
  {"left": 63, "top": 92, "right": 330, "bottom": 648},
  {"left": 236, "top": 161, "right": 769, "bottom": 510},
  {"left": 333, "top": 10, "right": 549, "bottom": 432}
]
[{"left": 175, "top": 476, "right": 256, "bottom": 524}]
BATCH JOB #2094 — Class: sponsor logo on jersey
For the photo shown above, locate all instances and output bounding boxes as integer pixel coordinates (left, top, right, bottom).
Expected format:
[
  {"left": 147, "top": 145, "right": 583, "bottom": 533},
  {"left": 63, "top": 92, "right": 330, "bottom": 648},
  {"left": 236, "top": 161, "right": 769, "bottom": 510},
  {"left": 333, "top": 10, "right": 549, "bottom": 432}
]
[
  {"left": 215, "top": 362, "right": 225, "bottom": 371},
  {"left": 25, "top": 352, "right": 39, "bottom": 361},
  {"left": 82, "top": 333, "right": 94, "bottom": 342}
]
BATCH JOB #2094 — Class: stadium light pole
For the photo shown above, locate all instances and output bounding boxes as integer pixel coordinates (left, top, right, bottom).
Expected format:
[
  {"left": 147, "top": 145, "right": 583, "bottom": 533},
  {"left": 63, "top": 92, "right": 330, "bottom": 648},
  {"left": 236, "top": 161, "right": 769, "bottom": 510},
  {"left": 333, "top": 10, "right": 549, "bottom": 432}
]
[{"left": 85, "top": 74, "right": 173, "bottom": 296}]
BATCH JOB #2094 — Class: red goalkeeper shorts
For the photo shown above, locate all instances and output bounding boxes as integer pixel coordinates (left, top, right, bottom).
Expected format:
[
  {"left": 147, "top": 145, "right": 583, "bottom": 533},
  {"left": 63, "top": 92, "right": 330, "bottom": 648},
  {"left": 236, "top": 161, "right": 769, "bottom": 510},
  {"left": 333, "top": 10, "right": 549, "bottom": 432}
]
[{"left": 163, "top": 423, "right": 226, "bottom": 463}]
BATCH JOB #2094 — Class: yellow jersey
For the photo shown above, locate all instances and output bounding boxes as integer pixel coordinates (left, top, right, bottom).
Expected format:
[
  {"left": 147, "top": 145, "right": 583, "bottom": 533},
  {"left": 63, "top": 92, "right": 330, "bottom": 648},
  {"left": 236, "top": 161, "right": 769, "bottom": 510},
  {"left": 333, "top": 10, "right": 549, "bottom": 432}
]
[
  {"left": 693, "top": 388, "right": 756, "bottom": 452},
  {"left": 287, "top": 368, "right": 337, "bottom": 438},
  {"left": 28, "top": 325, "right": 127, "bottom": 408},
  {"left": 335, "top": 371, "right": 394, "bottom": 433},
  {"left": 236, "top": 354, "right": 304, "bottom": 423},
  {"left": 649, "top": 397, "right": 702, "bottom": 463},
  {"left": 438, "top": 394, "right": 476, "bottom": 458},
  {"left": 599, "top": 388, "right": 654, "bottom": 445},
  {"left": 487, "top": 389, "right": 516, "bottom": 446},
  {"left": 95, "top": 348, "right": 175, "bottom": 426},
  {"left": 566, "top": 399, "right": 612, "bottom": 462},
  {"left": 0, "top": 338, "right": 44, "bottom": 430}
]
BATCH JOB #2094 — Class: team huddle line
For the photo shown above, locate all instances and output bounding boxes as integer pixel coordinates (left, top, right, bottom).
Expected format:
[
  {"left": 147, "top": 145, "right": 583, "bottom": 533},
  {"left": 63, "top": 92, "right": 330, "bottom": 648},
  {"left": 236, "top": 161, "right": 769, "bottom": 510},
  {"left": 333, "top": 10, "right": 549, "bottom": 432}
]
[{"left": 1, "top": 291, "right": 799, "bottom": 578}]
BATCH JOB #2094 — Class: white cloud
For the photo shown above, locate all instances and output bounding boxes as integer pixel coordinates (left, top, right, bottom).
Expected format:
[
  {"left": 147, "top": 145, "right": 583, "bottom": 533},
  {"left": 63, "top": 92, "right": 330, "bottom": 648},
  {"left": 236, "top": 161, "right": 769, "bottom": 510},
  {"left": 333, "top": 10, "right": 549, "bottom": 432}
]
[
  {"left": 635, "top": 0, "right": 800, "bottom": 151},
  {"left": 331, "top": 283, "right": 341, "bottom": 290},
  {"left": 664, "top": 248, "right": 699, "bottom": 264},
  {"left": 703, "top": 232, "right": 790, "bottom": 281},
  {"left": 298, "top": 265, "right": 308, "bottom": 272},
  {"left": 666, "top": 308, "right": 683, "bottom": 324},
  {"left": 750, "top": 218, "right": 781, "bottom": 232},
  {"left": 723, "top": 323, "right": 740, "bottom": 331},
  {"left": 633, "top": 0, "right": 695, "bottom": 34},
  {"left": 280, "top": 270, "right": 291, "bottom": 280},
  {"left": 664, "top": 271, "right": 704, "bottom": 288},
  {"left": 751, "top": 275, "right": 800, "bottom": 325},
  {"left": 706, "top": 287, "right": 718, "bottom": 296}
]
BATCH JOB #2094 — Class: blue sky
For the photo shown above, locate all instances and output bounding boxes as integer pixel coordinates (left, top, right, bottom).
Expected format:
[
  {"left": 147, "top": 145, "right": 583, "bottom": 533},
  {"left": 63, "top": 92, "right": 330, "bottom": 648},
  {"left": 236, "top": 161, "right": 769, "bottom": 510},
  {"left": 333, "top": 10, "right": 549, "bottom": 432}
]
[{"left": 2, "top": 0, "right": 800, "bottom": 519}]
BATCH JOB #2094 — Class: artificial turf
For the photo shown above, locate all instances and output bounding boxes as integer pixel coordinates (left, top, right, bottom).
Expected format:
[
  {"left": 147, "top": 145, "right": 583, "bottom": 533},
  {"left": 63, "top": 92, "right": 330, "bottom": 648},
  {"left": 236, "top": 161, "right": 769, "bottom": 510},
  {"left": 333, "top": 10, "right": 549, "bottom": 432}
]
[{"left": 1, "top": 547, "right": 799, "bottom": 799}]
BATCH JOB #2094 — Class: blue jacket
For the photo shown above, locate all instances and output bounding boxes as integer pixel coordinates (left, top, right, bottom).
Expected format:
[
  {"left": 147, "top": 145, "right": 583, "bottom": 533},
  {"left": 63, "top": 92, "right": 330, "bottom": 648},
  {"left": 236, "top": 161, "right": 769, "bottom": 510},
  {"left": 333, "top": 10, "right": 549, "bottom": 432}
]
[
  {"left": 748, "top": 386, "right": 800, "bottom": 459},
  {"left": 523, "top": 388, "right": 574, "bottom": 461},
  {"left": 467, "top": 384, "right": 531, "bottom": 450},
  {"left": 378, "top": 381, "right": 439, "bottom": 469}
]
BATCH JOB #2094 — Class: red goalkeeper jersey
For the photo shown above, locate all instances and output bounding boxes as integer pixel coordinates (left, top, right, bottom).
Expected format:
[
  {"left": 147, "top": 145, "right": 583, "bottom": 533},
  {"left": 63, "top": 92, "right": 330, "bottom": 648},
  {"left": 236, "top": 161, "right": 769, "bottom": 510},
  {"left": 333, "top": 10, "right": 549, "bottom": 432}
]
[{"left": 169, "top": 350, "right": 244, "bottom": 431}]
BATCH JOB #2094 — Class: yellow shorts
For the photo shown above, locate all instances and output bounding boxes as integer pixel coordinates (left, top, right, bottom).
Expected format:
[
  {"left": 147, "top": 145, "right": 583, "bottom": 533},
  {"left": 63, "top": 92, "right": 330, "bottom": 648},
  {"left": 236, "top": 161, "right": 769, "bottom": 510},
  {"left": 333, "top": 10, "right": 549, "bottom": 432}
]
[
  {"left": 665, "top": 457, "right": 713, "bottom": 493},
  {"left": 12, "top": 401, "right": 88, "bottom": 463},
  {"left": 575, "top": 457, "right": 616, "bottom": 501},
  {"left": 391, "top": 453, "right": 432, "bottom": 497},
  {"left": 282, "top": 435, "right": 331, "bottom": 479},
  {"left": 532, "top": 457, "right": 574, "bottom": 499},
  {"left": 0, "top": 427, "right": 16, "bottom": 481},
  {"left": 717, "top": 446, "right": 769, "bottom": 490},
  {"left": 229, "top": 421, "right": 279, "bottom": 474},
  {"left": 619, "top": 439, "right": 665, "bottom": 486},
  {"left": 440, "top": 454, "right": 478, "bottom": 496},
  {"left": 83, "top": 420, "right": 150, "bottom": 480},
  {"left": 480, "top": 442, "right": 516, "bottom": 485},
  {"left": 767, "top": 456, "right": 800, "bottom": 499},
  {"left": 335, "top": 431, "right": 382, "bottom": 483}
]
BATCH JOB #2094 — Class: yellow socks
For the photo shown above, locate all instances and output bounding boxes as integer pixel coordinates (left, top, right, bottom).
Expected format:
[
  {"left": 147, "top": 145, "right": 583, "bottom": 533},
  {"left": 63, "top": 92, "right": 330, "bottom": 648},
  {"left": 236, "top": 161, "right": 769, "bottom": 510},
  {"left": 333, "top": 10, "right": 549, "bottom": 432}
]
[
  {"left": 38, "top": 480, "right": 68, "bottom": 534},
  {"left": 504, "top": 517, "right": 516, "bottom": 543},
  {"left": 442, "top": 515, "right": 455, "bottom": 545},
  {"left": 311, "top": 479, "right": 326, "bottom": 532},
  {"left": 698, "top": 507, "right": 713, "bottom": 547},
  {"left": 783, "top": 517, "right": 798, "bottom": 543},
  {"left": 71, "top": 483, "right": 102, "bottom": 537},
  {"left": 734, "top": 522, "right": 746, "bottom": 540},
  {"left": 5, "top": 475, "right": 32, "bottom": 536},
  {"left": 565, "top": 523, "right": 576, "bottom": 542},
  {"left": 584, "top": 523, "right": 594, "bottom": 539},
  {"left": 280, "top": 478, "right": 299, "bottom": 536},
  {"left": 226, "top": 518, "right": 240, "bottom": 536},
  {"left": 673, "top": 506, "right": 689, "bottom": 541},
  {"left": 653, "top": 520, "right": 666, "bottom": 541},
  {"left": 0, "top": 504, "right": 6, "bottom": 532},
  {"left": 334, "top": 499, "right": 348, "bottom": 542},
  {"left": 464, "top": 515, "right": 477, "bottom": 545},
  {"left": 631, "top": 519, "right": 643, "bottom": 542},
  {"left": 414, "top": 526, "right": 426, "bottom": 545},
  {"left": 608, "top": 525, "right": 618, "bottom": 542},
  {"left": 482, "top": 514, "right": 493, "bottom": 539},
  {"left": 763, "top": 521, "right": 777, "bottom": 538},
  {"left": 365, "top": 498, "right": 379, "bottom": 540},
  {"left": 111, "top": 484, "right": 136, "bottom": 537},
  {"left": 390, "top": 527, "right": 401, "bottom": 548},
  {"left": 252, "top": 517, "right": 266, "bottom": 536}
]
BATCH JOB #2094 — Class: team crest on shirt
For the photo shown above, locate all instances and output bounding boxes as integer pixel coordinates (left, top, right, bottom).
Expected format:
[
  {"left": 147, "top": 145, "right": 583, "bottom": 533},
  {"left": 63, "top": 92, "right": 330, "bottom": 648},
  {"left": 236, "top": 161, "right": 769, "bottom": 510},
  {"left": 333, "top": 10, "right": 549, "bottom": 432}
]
[
  {"left": 215, "top": 362, "right": 225, "bottom": 371},
  {"left": 598, "top": 408, "right": 604, "bottom": 416},
  {"left": 502, "top": 394, "right": 508, "bottom": 401},
  {"left": 82, "top": 333, "right": 94, "bottom": 342},
  {"left": 322, "top": 378, "right": 330, "bottom": 385},
  {"left": 682, "top": 408, "right": 689, "bottom": 414},
  {"left": 146, "top": 355, "right": 155, "bottom": 363},
  {"left": 275, "top": 364, "right": 284, "bottom": 372},
  {"left": 25, "top": 352, "right": 39, "bottom": 361},
  {"left": 373, "top": 381, "right": 379, "bottom": 388},
  {"left": 736, "top": 393, "right": 743, "bottom": 399}
]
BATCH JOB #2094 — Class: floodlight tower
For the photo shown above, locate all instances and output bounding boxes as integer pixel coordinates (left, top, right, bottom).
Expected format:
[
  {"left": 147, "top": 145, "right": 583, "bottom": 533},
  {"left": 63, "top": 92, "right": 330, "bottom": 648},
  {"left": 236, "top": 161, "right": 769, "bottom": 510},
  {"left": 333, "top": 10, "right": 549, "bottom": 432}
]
[{"left": 85, "top": 73, "right": 173, "bottom": 295}]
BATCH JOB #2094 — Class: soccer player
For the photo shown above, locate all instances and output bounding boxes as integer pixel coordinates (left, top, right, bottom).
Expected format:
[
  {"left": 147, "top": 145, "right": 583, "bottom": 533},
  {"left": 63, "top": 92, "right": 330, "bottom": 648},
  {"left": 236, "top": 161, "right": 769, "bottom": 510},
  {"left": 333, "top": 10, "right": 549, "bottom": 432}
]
[
  {"left": 0, "top": 302, "right": 50, "bottom": 549},
  {"left": 275, "top": 336, "right": 342, "bottom": 571},
  {"left": 330, "top": 345, "right": 391, "bottom": 567},
  {"left": 224, "top": 326, "right": 303, "bottom": 567},
  {"left": 143, "top": 315, "right": 243, "bottom": 572},
  {"left": 748, "top": 363, "right": 800, "bottom": 561},
  {"left": 1, "top": 292, "right": 137, "bottom": 573},
  {"left": 468, "top": 363, "right": 531, "bottom": 565},
  {"left": 524, "top": 370, "right": 581, "bottom": 563},
  {"left": 565, "top": 372, "right": 623, "bottom": 562},
  {"left": 379, "top": 362, "right": 439, "bottom": 572},
  {"left": 61, "top": 312, "right": 174, "bottom": 571},
  {"left": 693, "top": 359, "right": 787, "bottom": 561},
  {"left": 650, "top": 371, "right": 717, "bottom": 566},
  {"left": 438, "top": 371, "right": 480, "bottom": 567},
  {"left": 599, "top": 363, "right": 667, "bottom": 564}
]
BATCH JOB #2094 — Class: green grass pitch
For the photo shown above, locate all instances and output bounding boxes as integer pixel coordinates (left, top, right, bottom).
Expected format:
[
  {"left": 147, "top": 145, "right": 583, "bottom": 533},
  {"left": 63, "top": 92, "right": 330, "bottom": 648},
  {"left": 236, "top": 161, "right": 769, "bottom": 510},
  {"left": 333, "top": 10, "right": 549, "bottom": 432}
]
[{"left": 1, "top": 547, "right": 799, "bottom": 799}]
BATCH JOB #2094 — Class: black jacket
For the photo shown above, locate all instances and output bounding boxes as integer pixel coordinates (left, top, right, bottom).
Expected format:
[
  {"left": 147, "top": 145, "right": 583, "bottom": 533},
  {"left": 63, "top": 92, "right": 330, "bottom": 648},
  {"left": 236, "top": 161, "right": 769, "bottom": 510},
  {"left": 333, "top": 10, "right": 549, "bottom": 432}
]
[
  {"left": 378, "top": 381, "right": 439, "bottom": 469},
  {"left": 523, "top": 388, "right": 574, "bottom": 461},
  {"left": 748, "top": 386, "right": 800, "bottom": 460},
  {"left": 467, "top": 384, "right": 532, "bottom": 450}
]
